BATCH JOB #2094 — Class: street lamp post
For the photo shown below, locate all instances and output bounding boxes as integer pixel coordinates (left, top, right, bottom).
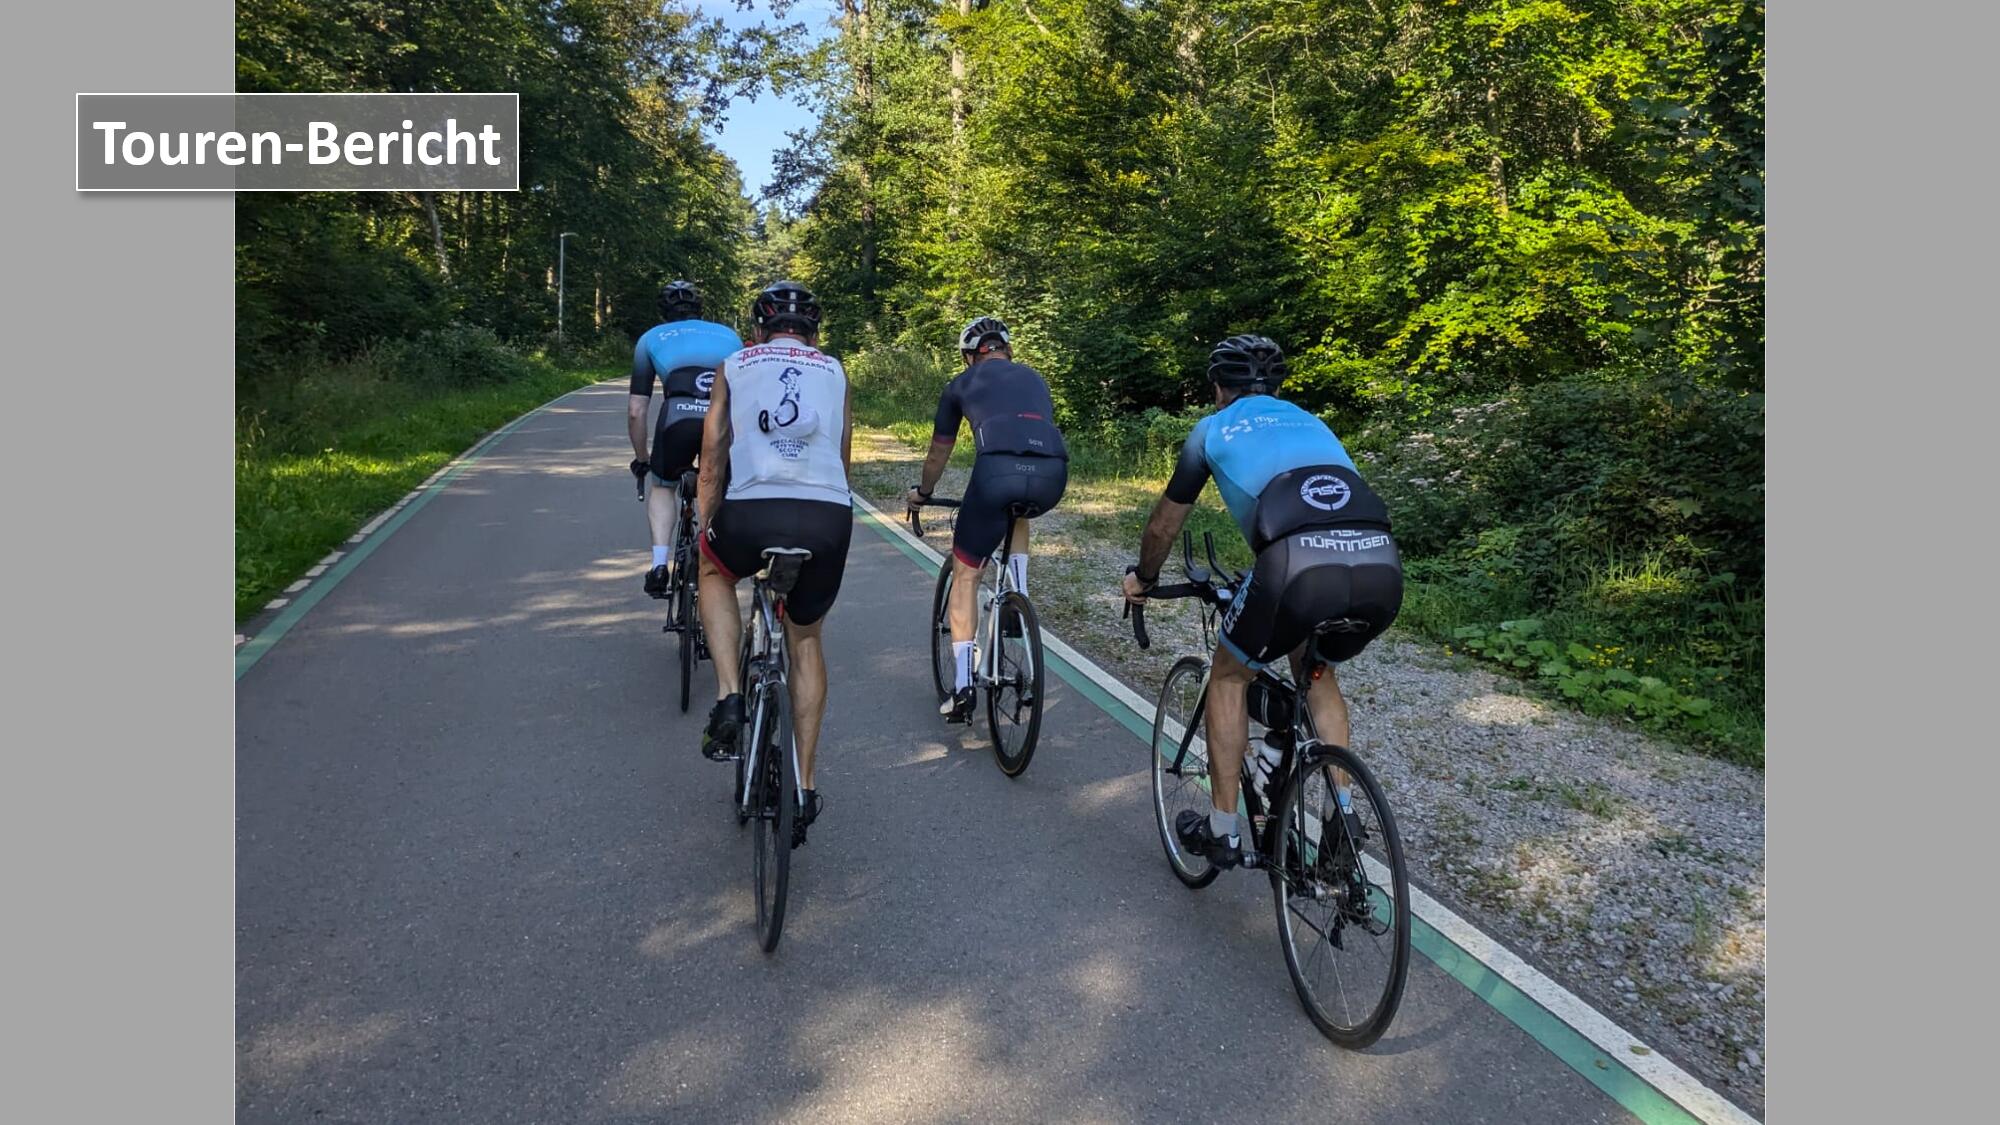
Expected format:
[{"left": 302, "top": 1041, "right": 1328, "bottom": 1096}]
[{"left": 557, "top": 231, "right": 578, "bottom": 341}]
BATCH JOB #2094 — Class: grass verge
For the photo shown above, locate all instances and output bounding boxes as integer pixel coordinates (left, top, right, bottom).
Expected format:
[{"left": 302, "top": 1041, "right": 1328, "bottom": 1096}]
[{"left": 237, "top": 355, "right": 608, "bottom": 621}]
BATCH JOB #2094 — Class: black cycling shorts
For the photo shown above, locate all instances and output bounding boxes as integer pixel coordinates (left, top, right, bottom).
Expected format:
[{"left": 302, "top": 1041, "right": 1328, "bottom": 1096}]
[
  {"left": 700, "top": 498, "right": 854, "bottom": 626},
  {"left": 951, "top": 453, "right": 1068, "bottom": 567},
  {"left": 649, "top": 408, "right": 705, "bottom": 484},
  {"left": 1219, "top": 527, "right": 1404, "bottom": 670}
]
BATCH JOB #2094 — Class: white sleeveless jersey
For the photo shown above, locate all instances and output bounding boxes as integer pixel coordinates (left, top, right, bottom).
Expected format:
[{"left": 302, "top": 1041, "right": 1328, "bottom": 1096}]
[{"left": 721, "top": 342, "right": 852, "bottom": 505}]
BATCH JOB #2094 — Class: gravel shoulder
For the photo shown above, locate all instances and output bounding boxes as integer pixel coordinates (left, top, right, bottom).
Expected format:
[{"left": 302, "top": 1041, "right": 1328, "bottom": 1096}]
[{"left": 850, "top": 426, "right": 1766, "bottom": 1116}]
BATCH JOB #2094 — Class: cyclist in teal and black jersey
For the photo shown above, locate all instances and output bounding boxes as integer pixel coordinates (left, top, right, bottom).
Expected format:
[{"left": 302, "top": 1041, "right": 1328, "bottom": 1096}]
[
  {"left": 1120, "top": 335, "right": 1403, "bottom": 869},
  {"left": 628, "top": 281, "right": 743, "bottom": 598}
]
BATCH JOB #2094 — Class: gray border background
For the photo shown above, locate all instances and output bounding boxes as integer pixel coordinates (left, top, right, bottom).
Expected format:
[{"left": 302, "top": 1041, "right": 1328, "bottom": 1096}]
[
  {"left": 1772, "top": 0, "right": 1989, "bottom": 1120},
  {"left": 9, "top": 0, "right": 232, "bottom": 1118},
  {"left": 5, "top": 0, "right": 1994, "bottom": 1117}
]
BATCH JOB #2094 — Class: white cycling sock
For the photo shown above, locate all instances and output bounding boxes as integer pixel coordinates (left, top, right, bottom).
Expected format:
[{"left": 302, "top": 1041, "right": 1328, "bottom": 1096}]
[
  {"left": 953, "top": 641, "right": 975, "bottom": 691},
  {"left": 652, "top": 545, "right": 670, "bottom": 568},
  {"left": 1210, "top": 809, "right": 1239, "bottom": 841},
  {"left": 1007, "top": 552, "right": 1029, "bottom": 595}
]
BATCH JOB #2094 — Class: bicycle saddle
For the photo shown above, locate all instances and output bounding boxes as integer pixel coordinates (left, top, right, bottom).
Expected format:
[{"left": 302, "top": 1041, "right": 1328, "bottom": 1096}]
[
  {"left": 1314, "top": 617, "right": 1373, "bottom": 635},
  {"left": 758, "top": 547, "right": 814, "bottom": 596}
]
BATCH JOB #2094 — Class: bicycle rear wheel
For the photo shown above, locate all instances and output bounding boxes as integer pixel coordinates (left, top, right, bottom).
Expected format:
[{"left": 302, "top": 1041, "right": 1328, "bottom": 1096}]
[
  {"left": 1270, "top": 742, "right": 1409, "bottom": 1047},
  {"left": 928, "top": 564, "right": 953, "bottom": 704},
  {"left": 986, "top": 592, "right": 1044, "bottom": 777},
  {"left": 750, "top": 678, "right": 796, "bottom": 952},
  {"left": 1150, "top": 656, "right": 1219, "bottom": 889}
]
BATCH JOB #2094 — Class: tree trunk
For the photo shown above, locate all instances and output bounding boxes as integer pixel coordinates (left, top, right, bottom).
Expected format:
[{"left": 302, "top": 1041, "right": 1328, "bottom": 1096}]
[
  {"left": 1485, "top": 81, "right": 1508, "bottom": 218},
  {"left": 947, "top": 0, "right": 969, "bottom": 228},
  {"left": 422, "top": 191, "right": 452, "bottom": 279},
  {"left": 844, "top": 0, "right": 879, "bottom": 322},
  {"left": 950, "top": 0, "right": 968, "bottom": 141}
]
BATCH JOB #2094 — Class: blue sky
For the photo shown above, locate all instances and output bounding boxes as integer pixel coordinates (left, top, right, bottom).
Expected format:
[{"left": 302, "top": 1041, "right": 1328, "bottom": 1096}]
[{"left": 692, "top": 1, "right": 837, "bottom": 199}]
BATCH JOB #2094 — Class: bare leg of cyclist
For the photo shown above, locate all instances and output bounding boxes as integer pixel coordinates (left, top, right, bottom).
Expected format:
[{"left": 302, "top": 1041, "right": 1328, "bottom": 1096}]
[
  {"left": 1291, "top": 649, "right": 1352, "bottom": 749},
  {"left": 1006, "top": 518, "right": 1031, "bottom": 594},
  {"left": 946, "top": 554, "right": 982, "bottom": 644},
  {"left": 1291, "top": 646, "right": 1355, "bottom": 792},
  {"left": 1204, "top": 643, "right": 1256, "bottom": 819},
  {"left": 785, "top": 619, "right": 828, "bottom": 789},
  {"left": 646, "top": 477, "right": 677, "bottom": 552},
  {"left": 698, "top": 552, "right": 741, "bottom": 700}
]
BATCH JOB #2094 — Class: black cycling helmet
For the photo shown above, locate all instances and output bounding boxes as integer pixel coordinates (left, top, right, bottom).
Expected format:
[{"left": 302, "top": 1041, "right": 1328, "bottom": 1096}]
[
  {"left": 658, "top": 280, "right": 702, "bottom": 322},
  {"left": 1207, "top": 334, "right": 1289, "bottom": 393},
  {"left": 958, "top": 315, "right": 1010, "bottom": 355},
  {"left": 749, "top": 279, "right": 822, "bottom": 337}
]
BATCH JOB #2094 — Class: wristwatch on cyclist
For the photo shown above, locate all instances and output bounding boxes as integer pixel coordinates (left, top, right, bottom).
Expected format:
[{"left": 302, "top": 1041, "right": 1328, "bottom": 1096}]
[{"left": 1127, "top": 563, "right": 1158, "bottom": 588}]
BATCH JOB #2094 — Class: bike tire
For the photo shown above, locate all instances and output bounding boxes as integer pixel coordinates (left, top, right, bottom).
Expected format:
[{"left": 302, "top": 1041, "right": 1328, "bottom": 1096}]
[
  {"left": 676, "top": 565, "right": 697, "bottom": 715},
  {"left": 986, "top": 592, "right": 1044, "bottom": 777},
  {"left": 928, "top": 564, "right": 953, "bottom": 704},
  {"left": 1270, "top": 742, "right": 1410, "bottom": 1047},
  {"left": 1150, "top": 656, "right": 1220, "bottom": 889},
  {"left": 751, "top": 680, "right": 796, "bottom": 952}
]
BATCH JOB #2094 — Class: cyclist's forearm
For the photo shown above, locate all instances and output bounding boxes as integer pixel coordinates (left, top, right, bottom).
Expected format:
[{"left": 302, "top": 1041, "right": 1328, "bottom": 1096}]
[
  {"left": 697, "top": 371, "right": 730, "bottom": 525},
  {"left": 697, "top": 444, "right": 727, "bottom": 526},
  {"left": 627, "top": 395, "right": 650, "bottom": 461},
  {"left": 918, "top": 437, "right": 953, "bottom": 494},
  {"left": 1137, "top": 496, "right": 1190, "bottom": 580}
]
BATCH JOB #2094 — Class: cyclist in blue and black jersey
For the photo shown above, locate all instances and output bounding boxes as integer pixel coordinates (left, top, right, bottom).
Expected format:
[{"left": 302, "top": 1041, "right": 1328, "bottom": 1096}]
[
  {"left": 628, "top": 280, "right": 744, "bottom": 597},
  {"left": 1120, "top": 335, "right": 1403, "bottom": 869}
]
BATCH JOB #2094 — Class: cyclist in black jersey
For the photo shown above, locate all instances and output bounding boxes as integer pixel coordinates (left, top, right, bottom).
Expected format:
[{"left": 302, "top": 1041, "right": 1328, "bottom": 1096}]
[{"left": 905, "top": 317, "right": 1069, "bottom": 722}]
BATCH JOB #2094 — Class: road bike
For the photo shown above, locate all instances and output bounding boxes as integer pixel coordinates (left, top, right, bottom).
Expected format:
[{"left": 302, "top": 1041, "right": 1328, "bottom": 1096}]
[
  {"left": 908, "top": 494, "right": 1045, "bottom": 776},
  {"left": 1126, "top": 530, "right": 1410, "bottom": 1046},
  {"left": 724, "top": 546, "right": 813, "bottom": 952},
  {"left": 655, "top": 469, "right": 706, "bottom": 714}
]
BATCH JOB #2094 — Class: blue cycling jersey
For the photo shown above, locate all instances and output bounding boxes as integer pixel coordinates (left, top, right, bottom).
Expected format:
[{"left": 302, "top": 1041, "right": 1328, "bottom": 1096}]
[
  {"left": 629, "top": 319, "right": 743, "bottom": 399},
  {"left": 1164, "top": 395, "right": 1357, "bottom": 540}
]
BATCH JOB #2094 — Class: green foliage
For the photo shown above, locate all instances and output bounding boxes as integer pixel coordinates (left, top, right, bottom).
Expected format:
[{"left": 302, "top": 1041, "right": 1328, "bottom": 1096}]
[
  {"left": 774, "top": 1, "right": 1762, "bottom": 418},
  {"left": 1446, "top": 616, "right": 1751, "bottom": 760},
  {"left": 235, "top": 0, "right": 777, "bottom": 378},
  {"left": 236, "top": 341, "right": 607, "bottom": 619}
]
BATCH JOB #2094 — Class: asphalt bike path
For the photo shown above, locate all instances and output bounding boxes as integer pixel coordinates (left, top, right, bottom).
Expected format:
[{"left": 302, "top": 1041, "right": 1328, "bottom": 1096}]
[{"left": 237, "top": 381, "right": 1638, "bottom": 1122}]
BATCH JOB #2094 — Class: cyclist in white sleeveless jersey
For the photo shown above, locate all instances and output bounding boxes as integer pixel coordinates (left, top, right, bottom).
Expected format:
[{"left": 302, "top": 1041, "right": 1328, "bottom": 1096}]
[{"left": 694, "top": 281, "right": 853, "bottom": 845}]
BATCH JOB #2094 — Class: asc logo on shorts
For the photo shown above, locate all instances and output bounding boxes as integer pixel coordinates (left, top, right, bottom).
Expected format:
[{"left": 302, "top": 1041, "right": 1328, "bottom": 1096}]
[
  {"left": 1299, "top": 474, "right": 1351, "bottom": 511},
  {"left": 695, "top": 370, "right": 715, "bottom": 394}
]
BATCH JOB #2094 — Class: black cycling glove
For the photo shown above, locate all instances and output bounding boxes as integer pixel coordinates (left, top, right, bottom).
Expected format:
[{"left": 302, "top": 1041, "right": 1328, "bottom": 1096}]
[{"left": 629, "top": 458, "right": 649, "bottom": 481}]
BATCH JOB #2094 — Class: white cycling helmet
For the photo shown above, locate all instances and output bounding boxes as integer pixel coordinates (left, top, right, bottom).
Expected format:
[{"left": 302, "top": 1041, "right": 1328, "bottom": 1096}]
[{"left": 958, "top": 316, "right": 1010, "bottom": 354}]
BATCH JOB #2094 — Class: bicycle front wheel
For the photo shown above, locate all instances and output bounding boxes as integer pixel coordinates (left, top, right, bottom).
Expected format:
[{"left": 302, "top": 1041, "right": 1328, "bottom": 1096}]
[
  {"left": 676, "top": 574, "right": 697, "bottom": 715},
  {"left": 929, "top": 564, "right": 953, "bottom": 704},
  {"left": 986, "top": 592, "right": 1044, "bottom": 777},
  {"left": 1151, "top": 656, "right": 1219, "bottom": 889},
  {"left": 1270, "top": 742, "right": 1410, "bottom": 1047},
  {"left": 750, "top": 679, "right": 796, "bottom": 952}
]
